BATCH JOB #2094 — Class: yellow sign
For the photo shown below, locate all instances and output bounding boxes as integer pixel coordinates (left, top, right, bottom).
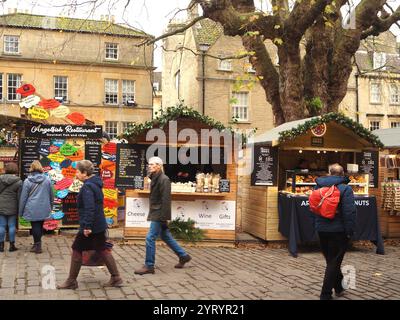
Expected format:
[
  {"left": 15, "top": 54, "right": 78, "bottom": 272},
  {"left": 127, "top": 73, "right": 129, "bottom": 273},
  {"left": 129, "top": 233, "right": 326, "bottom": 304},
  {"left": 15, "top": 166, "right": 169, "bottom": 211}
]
[
  {"left": 103, "top": 188, "right": 118, "bottom": 200},
  {"left": 27, "top": 107, "right": 49, "bottom": 120},
  {"left": 104, "top": 207, "right": 117, "bottom": 218},
  {"left": 50, "top": 105, "right": 70, "bottom": 118},
  {"left": 47, "top": 152, "right": 65, "bottom": 163},
  {"left": 19, "top": 95, "right": 41, "bottom": 109}
]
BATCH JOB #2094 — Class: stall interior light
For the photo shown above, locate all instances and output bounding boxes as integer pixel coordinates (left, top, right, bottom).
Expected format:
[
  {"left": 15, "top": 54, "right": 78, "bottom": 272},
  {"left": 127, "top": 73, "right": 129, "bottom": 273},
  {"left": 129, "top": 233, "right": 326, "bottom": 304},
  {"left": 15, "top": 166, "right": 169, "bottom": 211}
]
[
  {"left": 299, "top": 150, "right": 303, "bottom": 153},
  {"left": 335, "top": 150, "right": 338, "bottom": 153},
  {"left": 317, "top": 150, "right": 321, "bottom": 154},
  {"left": 323, "top": 151, "right": 327, "bottom": 154}
]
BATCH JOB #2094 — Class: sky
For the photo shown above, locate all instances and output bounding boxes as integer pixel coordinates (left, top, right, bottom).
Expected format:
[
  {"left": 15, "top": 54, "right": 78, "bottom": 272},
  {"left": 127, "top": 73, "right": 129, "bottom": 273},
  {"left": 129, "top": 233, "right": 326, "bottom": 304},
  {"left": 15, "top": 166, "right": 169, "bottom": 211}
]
[{"left": 1, "top": 0, "right": 400, "bottom": 71}]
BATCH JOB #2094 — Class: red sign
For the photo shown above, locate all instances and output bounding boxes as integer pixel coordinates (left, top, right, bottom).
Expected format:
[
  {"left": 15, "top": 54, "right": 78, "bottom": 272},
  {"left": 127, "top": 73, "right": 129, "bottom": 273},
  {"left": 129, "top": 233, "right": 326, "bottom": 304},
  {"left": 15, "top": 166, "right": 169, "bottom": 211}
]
[
  {"left": 16, "top": 84, "right": 36, "bottom": 97},
  {"left": 104, "top": 198, "right": 119, "bottom": 209},
  {"left": 102, "top": 143, "right": 117, "bottom": 155},
  {"left": 99, "top": 160, "right": 116, "bottom": 171},
  {"left": 43, "top": 219, "right": 59, "bottom": 231},
  {"left": 103, "top": 179, "right": 115, "bottom": 189},
  {"left": 49, "top": 145, "right": 60, "bottom": 154},
  {"left": 38, "top": 99, "right": 61, "bottom": 110},
  {"left": 101, "top": 170, "right": 113, "bottom": 180},
  {"left": 62, "top": 167, "right": 77, "bottom": 179},
  {"left": 67, "top": 112, "right": 86, "bottom": 125},
  {"left": 55, "top": 178, "right": 74, "bottom": 190}
]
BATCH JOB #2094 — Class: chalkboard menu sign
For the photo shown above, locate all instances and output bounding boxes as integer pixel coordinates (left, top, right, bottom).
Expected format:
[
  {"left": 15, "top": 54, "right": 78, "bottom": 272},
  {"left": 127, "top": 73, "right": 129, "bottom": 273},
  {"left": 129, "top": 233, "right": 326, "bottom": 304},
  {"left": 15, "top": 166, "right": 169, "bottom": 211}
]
[
  {"left": 251, "top": 144, "right": 278, "bottom": 186},
  {"left": 116, "top": 144, "right": 147, "bottom": 189},
  {"left": 85, "top": 140, "right": 102, "bottom": 175},
  {"left": 356, "top": 151, "right": 379, "bottom": 188},
  {"left": 20, "top": 138, "right": 41, "bottom": 180},
  {"left": 219, "top": 179, "right": 230, "bottom": 192},
  {"left": 62, "top": 193, "right": 79, "bottom": 225}
]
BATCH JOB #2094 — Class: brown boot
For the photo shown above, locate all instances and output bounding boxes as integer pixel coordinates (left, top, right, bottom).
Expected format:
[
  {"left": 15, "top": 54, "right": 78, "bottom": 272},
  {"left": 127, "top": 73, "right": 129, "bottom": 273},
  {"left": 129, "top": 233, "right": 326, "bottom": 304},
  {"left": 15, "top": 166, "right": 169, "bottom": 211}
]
[
  {"left": 35, "top": 242, "right": 42, "bottom": 254},
  {"left": 57, "top": 251, "right": 82, "bottom": 290},
  {"left": 101, "top": 251, "right": 123, "bottom": 287},
  {"left": 175, "top": 255, "right": 192, "bottom": 268},
  {"left": 134, "top": 265, "right": 155, "bottom": 275}
]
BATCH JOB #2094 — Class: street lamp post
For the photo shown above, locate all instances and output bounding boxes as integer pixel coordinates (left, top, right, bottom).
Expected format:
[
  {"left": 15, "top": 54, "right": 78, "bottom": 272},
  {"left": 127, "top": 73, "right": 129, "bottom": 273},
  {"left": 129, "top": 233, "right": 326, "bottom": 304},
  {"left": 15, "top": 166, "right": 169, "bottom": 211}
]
[{"left": 199, "top": 43, "right": 210, "bottom": 115}]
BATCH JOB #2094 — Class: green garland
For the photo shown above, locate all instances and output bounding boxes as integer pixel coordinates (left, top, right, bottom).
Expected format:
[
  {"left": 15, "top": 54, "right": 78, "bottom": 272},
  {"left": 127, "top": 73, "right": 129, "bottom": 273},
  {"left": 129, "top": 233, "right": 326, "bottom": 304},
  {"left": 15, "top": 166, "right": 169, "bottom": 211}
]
[
  {"left": 278, "top": 112, "right": 384, "bottom": 148},
  {"left": 120, "top": 102, "right": 237, "bottom": 140},
  {"left": 168, "top": 217, "right": 205, "bottom": 242}
]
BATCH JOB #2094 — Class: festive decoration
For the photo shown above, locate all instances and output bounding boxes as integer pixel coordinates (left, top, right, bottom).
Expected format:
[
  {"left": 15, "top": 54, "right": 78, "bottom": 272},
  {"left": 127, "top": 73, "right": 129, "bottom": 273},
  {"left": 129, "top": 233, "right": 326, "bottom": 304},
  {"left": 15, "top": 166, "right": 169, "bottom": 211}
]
[
  {"left": 168, "top": 217, "right": 205, "bottom": 242},
  {"left": 67, "top": 112, "right": 86, "bottom": 125},
  {"left": 16, "top": 84, "right": 36, "bottom": 97},
  {"left": 278, "top": 112, "right": 384, "bottom": 147},
  {"left": 27, "top": 106, "right": 49, "bottom": 119},
  {"left": 60, "top": 143, "right": 78, "bottom": 156},
  {"left": 38, "top": 99, "right": 61, "bottom": 110},
  {"left": 20, "top": 95, "right": 41, "bottom": 109},
  {"left": 311, "top": 123, "right": 327, "bottom": 137}
]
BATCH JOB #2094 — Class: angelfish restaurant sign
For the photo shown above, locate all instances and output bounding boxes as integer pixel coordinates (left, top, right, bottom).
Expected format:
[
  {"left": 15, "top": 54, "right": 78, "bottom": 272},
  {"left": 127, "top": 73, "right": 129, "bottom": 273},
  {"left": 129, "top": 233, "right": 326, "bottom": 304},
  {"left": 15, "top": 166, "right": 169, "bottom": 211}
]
[{"left": 25, "top": 124, "right": 103, "bottom": 139}]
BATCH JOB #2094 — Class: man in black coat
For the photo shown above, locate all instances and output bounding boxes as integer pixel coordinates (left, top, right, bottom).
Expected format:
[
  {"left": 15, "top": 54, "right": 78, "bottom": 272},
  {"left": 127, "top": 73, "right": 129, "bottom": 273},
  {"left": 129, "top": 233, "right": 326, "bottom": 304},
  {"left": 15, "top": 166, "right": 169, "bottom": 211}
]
[
  {"left": 314, "top": 163, "right": 356, "bottom": 300},
  {"left": 134, "top": 156, "right": 191, "bottom": 275}
]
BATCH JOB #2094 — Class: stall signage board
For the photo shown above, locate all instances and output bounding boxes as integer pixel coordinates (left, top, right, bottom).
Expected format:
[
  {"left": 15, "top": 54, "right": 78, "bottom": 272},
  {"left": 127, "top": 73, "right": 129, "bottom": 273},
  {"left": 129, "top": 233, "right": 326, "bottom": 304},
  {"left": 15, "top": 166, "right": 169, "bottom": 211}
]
[
  {"left": 85, "top": 140, "right": 102, "bottom": 175},
  {"left": 125, "top": 197, "right": 150, "bottom": 228},
  {"left": 356, "top": 151, "right": 379, "bottom": 188},
  {"left": 115, "top": 144, "right": 147, "bottom": 189},
  {"left": 311, "top": 137, "right": 324, "bottom": 147},
  {"left": 62, "top": 193, "right": 79, "bottom": 225},
  {"left": 251, "top": 144, "right": 278, "bottom": 186},
  {"left": 25, "top": 124, "right": 102, "bottom": 139},
  {"left": 20, "top": 138, "right": 41, "bottom": 180},
  {"left": 219, "top": 179, "right": 230, "bottom": 192}
]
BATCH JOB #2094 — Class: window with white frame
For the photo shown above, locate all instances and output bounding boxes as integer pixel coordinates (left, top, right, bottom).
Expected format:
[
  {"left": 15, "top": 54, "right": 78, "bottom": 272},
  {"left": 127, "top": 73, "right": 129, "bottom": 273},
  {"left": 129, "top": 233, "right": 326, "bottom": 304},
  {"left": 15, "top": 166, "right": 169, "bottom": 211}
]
[
  {"left": 121, "top": 121, "right": 134, "bottom": 133},
  {"left": 373, "top": 52, "right": 386, "bottom": 70},
  {"left": 391, "top": 121, "right": 400, "bottom": 128},
  {"left": 105, "top": 121, "right": 118, "bottom": 139},
  {"left": 0, "top": 73, "right": 3, "bottom": 101},
  {"left": 122, "top": 80, "right": 135, "bottom": 105},
  {"left": 4, "top": 35, "right": 20, "bottom": 54},
  {"left": 231, "top": 92, "right": 249, "bottom": 121},
  {"left": 370, "top": 83, "right": 382, "bottom": 103},
  {"left": 218, "top": 55, "right": 232, "bottom": 71},
  {"left": 7, "top": 74, "right": 21, "bottom": 101},
  {"left": 105, "top": 79, "right": 118, "bottom": 104},
  {"left": 105, "top": 43, "right": 118, "bottom": 60},
  {"left": 369, "top": 120, "right": 381, "bottom": 131},
  {"left": 54, "top": 76, "right": 68, "bottom": 102},
  {"left": 390, "top": 84, "right": 400, "bottom": 104}
]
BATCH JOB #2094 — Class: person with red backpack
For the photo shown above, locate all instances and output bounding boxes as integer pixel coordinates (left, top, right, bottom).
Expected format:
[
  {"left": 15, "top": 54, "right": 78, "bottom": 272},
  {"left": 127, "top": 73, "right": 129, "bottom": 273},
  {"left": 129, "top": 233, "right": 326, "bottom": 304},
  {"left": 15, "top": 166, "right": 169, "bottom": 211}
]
[{"left": 311, "top": 163, "right": 356, "bottom": 300}]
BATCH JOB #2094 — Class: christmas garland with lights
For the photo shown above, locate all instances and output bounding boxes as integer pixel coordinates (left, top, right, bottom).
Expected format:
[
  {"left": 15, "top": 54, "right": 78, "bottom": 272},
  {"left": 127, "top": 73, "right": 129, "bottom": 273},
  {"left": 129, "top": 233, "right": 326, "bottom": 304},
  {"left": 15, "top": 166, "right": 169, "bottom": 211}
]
[{"left": 278, "top": 112, "right": 384, "bottom": 148}]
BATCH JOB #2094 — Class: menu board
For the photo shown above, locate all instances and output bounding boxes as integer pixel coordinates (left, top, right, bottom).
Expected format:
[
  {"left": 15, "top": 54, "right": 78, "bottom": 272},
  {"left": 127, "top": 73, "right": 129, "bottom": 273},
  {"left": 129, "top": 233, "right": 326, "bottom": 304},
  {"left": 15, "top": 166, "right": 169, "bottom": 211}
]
[
  {"left": 85, "top": 140, "right": 102, "bottom": 175},
  {"left": 62, "top": 193, "right": 79, "bottom": 225},
  {"left": 20, "top": 138, "right": 41, "bottom": 180},
  {"left": 219, "top": 179, "right": 230, "bottom": 193},
  {"left": 115, "top": 144, "right": 147, "bottom": 189},
  {"left": 356, "top": 151, "right": 379, "bottom": 188},
  {"left": 251, "top": 144, "right": 278, "bottom": 186}
]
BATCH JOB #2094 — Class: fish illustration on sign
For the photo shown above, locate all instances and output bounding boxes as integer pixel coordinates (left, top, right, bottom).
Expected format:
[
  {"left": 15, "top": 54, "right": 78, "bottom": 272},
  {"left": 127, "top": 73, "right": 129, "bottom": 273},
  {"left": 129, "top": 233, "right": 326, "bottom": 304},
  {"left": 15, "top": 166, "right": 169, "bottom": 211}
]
[
  {"left": 19, "top": 95, "right": 41, "bottom": 108},
  {"left": 27, "top": 107, "right": 49, "bottom": 119},
  {"left": 16, "top": 84, "right": 36, "bottom": 97}
]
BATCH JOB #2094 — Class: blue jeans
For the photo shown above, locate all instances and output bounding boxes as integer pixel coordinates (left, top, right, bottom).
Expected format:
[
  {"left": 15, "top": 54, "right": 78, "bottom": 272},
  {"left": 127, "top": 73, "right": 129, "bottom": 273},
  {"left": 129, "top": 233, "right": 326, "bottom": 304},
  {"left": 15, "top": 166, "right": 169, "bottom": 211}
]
[
  {"left": 145, "top": 221, "right": 187, "bottom": 268},
  {"left": 0, "top": 215, "right": 17, "bottom": 243}
]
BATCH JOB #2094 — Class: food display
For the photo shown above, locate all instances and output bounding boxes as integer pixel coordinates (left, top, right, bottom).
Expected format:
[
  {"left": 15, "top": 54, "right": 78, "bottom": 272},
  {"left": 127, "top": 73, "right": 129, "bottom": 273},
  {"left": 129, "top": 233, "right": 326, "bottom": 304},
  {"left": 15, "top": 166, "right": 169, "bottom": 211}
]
[
  {"left": 381, "top": 182, "right": 400, "bottom": 215},
  {"left": 348, "top": 174, "right": 369, "bottom": 195},
  {"left": 165, "top": 172, "right": 223, "bottom": 193}
]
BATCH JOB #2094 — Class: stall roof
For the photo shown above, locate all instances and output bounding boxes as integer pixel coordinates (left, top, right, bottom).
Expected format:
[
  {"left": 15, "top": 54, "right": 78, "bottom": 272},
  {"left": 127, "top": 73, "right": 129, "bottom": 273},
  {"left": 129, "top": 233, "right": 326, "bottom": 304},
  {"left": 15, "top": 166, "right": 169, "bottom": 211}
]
[
  {"left": 372, "top": 127, "right": 400, "bottom": 148},
  {"left": 252, "top": 113, "right": 383, "bottom": 148}
]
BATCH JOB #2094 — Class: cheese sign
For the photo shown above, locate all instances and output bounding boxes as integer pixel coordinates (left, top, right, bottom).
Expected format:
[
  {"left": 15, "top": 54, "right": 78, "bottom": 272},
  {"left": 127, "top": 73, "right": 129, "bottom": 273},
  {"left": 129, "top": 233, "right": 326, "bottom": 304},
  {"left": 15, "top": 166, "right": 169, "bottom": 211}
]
[
  {"left": 38, "top": 99, "right": 61, "bottom": 110},
  {"left": 17, "top": 84, "right": 36, "bottom": 97},
  {"left": 60, "top": 143, "right": 78, "bottom": 156},
  {"left": 20, "top": 95, "right": 41, "bottom": 108},
  {"left": 104, "top": 198, "right": 118, "bottom": 209},
  {"left": 48, "top": 153, "right": 65, "bottom": 163},
  {"left": 67, "top": 150, "right": 84, "bottom": 162},
  {"left": 56, "top": 189, "right": 69, "bottom": 199},
  {"left": 55, "top": 178, "right": 74, "bottom": 190},
  {"left": 69, "top": 179, "right": 83, "bottom": 193},
  {"left": 67, "top": 112, "right": 86, "bottom": 125},
  {"left": 104, "top": 207, "right": 117, "bottom": 218},
  {"left": 43, "top": 219, "right": 59, "bottom": 231},
  {"left": 50, "top": 105, "right": 70, "bottom": 118},
  {"left": 103, "top": 188, "right": 118, "bottom": 200},
  {"left": 28, "top": 107, "right": 49, "bottom": 120},
  {"left": 62, "top": 167, "right": 77, "bottom": 179}
]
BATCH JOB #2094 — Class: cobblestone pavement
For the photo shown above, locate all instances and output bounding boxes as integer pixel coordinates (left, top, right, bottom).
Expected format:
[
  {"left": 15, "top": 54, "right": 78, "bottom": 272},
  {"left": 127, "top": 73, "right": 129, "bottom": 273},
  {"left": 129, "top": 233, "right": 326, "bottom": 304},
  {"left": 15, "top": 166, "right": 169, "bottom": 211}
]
[{"left": 0, "top": 235, "right": 399, "bottom": 300}]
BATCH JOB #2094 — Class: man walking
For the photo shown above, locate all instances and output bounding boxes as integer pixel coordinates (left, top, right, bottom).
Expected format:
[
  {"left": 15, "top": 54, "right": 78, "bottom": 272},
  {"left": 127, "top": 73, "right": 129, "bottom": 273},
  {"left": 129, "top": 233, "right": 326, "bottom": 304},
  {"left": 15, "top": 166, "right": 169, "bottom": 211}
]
[
  {"left": 134, "top": 156, "right": 191, "bottom": 275},
  {"left": 314, "top": 163, "right": 356, "bottom": 300}
]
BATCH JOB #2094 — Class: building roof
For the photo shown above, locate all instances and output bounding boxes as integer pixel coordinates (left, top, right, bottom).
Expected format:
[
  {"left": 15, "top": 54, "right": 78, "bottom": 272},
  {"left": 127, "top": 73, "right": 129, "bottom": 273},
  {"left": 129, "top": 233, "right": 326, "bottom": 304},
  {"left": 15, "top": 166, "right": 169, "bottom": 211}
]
[
  {"left": 372, "top": 127, "right": 400, "bottom": 148},
  {"left": 0, "top": 13, "right": 151, "bottom": 38},
  {"left": 193, "top": 18, "right": 223, "bottom": 48}
]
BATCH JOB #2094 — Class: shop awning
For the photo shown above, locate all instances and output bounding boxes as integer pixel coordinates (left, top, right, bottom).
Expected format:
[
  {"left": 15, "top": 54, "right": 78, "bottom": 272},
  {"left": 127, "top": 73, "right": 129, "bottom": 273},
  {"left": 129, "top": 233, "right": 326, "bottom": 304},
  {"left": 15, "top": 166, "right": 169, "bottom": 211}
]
[{"left": 372, "top": 127, "right": 400, "bottom": 148}]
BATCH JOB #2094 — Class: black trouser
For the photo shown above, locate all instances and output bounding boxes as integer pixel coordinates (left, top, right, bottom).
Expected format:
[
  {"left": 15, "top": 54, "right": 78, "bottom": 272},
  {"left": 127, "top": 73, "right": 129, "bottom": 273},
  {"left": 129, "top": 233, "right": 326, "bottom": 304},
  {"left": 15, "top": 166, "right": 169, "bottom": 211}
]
[
  {"left": 318, "top": 232, "right": 349, "bottom": 298},
  {"left": 31, "top": 221, "right": 44, "bottom": 243}
]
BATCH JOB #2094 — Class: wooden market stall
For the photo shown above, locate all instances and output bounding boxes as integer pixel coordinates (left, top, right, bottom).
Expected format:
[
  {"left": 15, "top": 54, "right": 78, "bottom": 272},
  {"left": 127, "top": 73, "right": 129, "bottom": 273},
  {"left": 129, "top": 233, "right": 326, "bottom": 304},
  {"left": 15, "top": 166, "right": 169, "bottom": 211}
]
[
  {"left": 239, "top": 113, "right": 384, "bottom": 246},
  {"left": 119, "top": 106, "right": 239, "bottom": 246},
  {"left": 373, "top": 127, "right": 400, "bottom": 238}
]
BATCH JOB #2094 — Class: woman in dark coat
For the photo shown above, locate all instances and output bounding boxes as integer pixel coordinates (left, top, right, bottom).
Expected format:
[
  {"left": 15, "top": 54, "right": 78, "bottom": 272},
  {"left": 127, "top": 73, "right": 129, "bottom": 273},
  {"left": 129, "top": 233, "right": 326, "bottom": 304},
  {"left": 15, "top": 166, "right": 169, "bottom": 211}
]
[
  {"left": 0, "top": 163, "right": 22, "bottom": 252},
  {"left": 57, "top": 160, "right": 123, "bottom": 289}
]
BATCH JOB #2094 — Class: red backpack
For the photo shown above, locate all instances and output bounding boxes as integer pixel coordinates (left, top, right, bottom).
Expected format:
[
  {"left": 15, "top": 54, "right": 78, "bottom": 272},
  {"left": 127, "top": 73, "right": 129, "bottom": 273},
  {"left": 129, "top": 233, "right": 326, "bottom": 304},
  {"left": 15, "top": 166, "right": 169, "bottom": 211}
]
[{"left": 309, "top": 185, "right": 341, "bottom": 219}]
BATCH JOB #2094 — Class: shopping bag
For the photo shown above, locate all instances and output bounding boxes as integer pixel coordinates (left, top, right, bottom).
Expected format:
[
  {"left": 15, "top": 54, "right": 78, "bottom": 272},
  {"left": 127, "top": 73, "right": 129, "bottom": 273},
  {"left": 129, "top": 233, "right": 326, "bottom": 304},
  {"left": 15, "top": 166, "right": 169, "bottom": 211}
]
[{"left": 82, "top": 241, "right": 114, "bottom": 266}]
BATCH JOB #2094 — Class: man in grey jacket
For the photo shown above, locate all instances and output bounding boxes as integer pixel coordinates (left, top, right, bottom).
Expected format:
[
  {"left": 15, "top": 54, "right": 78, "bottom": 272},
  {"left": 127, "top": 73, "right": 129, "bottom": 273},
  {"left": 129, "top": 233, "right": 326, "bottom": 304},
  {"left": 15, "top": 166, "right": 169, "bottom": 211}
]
[{"left": 134, "top": 156, "right": 191, "bottom": 275}]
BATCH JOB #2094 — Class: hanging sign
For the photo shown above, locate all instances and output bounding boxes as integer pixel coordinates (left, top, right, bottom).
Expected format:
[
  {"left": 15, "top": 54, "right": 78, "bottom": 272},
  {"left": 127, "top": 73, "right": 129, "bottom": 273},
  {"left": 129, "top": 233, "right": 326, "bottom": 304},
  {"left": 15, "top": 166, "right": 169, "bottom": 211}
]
[
  {"left": 69, "top": 179, "right": 83, "bottom": 193},
  {"left": 50, "top": 161, "right": 61, "bottom": 171},
  {"left": 16, "top": 84, "right": 36, "bottom": 97},
  {"left": 103, "top": 179, "right": 115, "bottom": 189},
  {"left": 60, "top": 143, "right": 78, "bottom": 156},
  {"left": 67, "top": 112, "right": 86, "bottom": 125},
  {"left": 50, "top": 105, "right": 71, "bottom": 118},
  {"left": 43, "top": 219, "right": 59, "bottom": 231},
  {"left": 104, "top": 207, "right": 117, "bottom": 218},
  {"left": 102, "top": 143, "right": 117, "bottom": 155},
  {"left": 60, "top": 159, "right": 73, "bottom": 169},
  {"left": 38, "top": 99, "right": 61, "bottom": 110},
  {"left": 51, "top": 211, "right": 65, "bottom": 220},
  {"left": 56, "top": 189, "right": 69, "bottom": 199},
  {"left": 48, "top": 169, "right": 64, "bottom": 182},
  {"left": 104, "top": 198, "right": 119, "bottom": 209},
  {"left": 28, "top": 107, "right": 49, "bottom": 120},
  {"left": 47, "top": 152, "right": 65, "bottom": 163}
]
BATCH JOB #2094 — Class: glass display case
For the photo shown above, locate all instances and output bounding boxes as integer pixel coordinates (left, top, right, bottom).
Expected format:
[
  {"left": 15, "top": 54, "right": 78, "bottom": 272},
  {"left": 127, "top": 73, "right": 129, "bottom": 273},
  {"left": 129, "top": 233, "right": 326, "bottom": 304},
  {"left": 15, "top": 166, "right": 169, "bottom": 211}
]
[{"left": 283, "top": 170, "right": 369, "bottom": 195}]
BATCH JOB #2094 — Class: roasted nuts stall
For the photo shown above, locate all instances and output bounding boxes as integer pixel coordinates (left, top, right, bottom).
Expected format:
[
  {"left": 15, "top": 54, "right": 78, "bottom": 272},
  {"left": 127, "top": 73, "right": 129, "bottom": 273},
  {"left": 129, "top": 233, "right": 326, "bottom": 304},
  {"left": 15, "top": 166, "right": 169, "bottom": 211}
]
[
  {"left": 119, "top": 106, "right": 239, "bottom": 246},
  {"left": 239, "top": 113, "right": 385, "bottom": 256}
]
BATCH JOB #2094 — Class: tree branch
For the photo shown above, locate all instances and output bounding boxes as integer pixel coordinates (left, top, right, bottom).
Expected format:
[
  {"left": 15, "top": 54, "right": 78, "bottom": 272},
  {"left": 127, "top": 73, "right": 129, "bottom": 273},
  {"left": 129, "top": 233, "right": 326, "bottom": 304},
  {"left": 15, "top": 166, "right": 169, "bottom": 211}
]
[{"left": 361, "top": 5, "right": 400, "bottom": 39}]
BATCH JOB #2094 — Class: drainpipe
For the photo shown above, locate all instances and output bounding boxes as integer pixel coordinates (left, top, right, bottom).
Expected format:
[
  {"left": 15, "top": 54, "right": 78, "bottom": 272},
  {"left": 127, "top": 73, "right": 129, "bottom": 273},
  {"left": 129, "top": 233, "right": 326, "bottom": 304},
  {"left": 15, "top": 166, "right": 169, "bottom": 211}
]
[{"left": 355, "top": 73, "right": 359, "bottom": 123}]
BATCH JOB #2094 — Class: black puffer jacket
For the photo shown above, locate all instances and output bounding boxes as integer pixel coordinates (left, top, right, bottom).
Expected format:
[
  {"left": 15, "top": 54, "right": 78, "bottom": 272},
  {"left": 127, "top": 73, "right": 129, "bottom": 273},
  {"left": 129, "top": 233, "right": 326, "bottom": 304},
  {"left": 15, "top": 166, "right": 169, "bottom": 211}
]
[
  {"left": 0, "top": 174, "right": 22, "bottom": 216},
  {"left": 147, "top": 171, "right": 171, "bottom": 221}
]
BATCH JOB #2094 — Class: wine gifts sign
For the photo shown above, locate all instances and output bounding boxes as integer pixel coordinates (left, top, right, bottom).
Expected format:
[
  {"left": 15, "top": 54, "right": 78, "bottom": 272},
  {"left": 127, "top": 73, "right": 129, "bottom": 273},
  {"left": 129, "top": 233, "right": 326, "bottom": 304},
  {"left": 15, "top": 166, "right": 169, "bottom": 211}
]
[{"left": 25, "top": 124, "right": 102, "bottom": 139}]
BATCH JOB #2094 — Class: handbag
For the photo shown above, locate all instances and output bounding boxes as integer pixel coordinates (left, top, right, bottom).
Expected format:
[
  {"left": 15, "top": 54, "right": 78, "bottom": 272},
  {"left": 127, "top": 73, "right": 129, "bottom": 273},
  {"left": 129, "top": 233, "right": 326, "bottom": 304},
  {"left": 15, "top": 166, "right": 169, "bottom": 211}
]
[{"left": 82, "top": 241, "right": 114, "bottom": 267}]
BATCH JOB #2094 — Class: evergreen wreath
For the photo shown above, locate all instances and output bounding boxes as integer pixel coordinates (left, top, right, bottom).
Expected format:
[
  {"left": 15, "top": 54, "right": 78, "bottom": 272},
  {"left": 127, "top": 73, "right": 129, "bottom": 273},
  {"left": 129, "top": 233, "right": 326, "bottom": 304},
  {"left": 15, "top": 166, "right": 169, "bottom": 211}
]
[{"left": 168, "top": 217, "right": 205, "bottom": 242}]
